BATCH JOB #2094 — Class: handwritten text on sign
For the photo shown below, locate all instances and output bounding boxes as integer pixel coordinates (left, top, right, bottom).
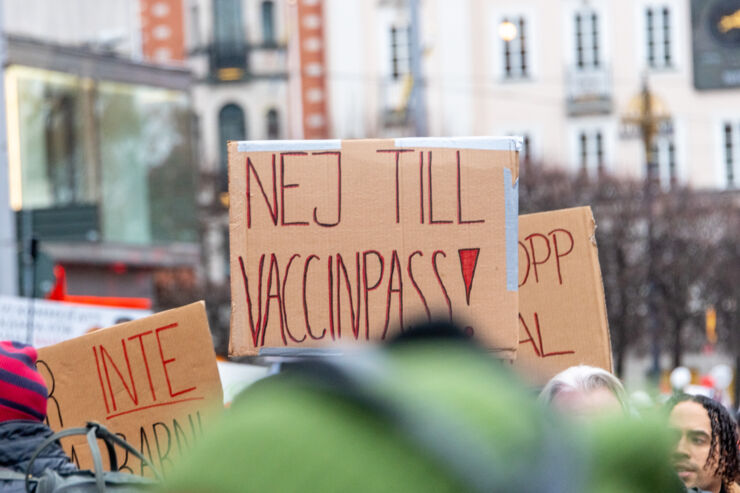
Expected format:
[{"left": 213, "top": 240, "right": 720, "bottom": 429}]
[
  {"left": 518, "top": 227, "right": 576, "bottom": 358},
  {"left": 37, "top": 302, "right": 223, "bottom": 475},
  {"left": 229, "top": 138, "right": 520, "bottom": 356},
  {"left": 513, "top": 207, "right": 612, "bottom": 385},
  {"left": 91, "top": 322, "right": 199, "bottom": 419}
]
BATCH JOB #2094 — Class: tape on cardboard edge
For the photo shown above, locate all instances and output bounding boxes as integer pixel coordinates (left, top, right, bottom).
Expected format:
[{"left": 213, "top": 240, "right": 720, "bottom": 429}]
[
  {"left": 394, "top": 136, "right": 523, "bottom": 151},
  {"left": 504, "top": 168, "right": 518, "bottom": 292},
  {"left": 236, "top": 137, "right": 524, "bottom": 153},
  {"left": 237, "top": 139, "right": 342, "bottom": 152}
]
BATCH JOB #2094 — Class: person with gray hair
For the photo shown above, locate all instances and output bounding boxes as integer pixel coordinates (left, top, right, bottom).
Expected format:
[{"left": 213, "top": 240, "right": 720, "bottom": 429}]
[{"left": 539, "top": 365, "right": 632, "bottom": 419}]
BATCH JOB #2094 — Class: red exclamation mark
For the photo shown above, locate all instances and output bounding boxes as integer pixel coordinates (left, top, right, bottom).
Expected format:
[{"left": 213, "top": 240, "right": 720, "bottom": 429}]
[{"left": 458, "top": 248, "right": 480, "bottom": 305}]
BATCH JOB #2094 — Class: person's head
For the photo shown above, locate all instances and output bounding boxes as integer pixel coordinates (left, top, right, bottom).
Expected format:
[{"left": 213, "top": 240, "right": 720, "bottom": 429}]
[
  {"left": 539, "top": 365, "right": 630, "bottom": 419},
  {"left": 667, "top": 394, "right": 739, "bottom": 493},
  {"left": 0, "top": 341, "right": 48, "bottom": 422}
]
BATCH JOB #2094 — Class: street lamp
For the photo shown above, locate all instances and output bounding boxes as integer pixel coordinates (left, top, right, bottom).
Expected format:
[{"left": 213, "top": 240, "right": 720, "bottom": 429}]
[
  {"left": 620, "top": 77, "right": 672, "bottom": 185},
  {"left": 498, "top": 21, "right": 518, "bottom": 42},
  {"left": 620, "top": 75, "right": 672, "bottom": 382}
]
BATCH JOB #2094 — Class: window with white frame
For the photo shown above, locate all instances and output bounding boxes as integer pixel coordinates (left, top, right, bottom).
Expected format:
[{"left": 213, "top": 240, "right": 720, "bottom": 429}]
[
  {"left": 261, "top": 1, "right": 276, "bottom": 45},
  {"left": 266, "top": 108, "right": 280, "bottom": 139},
  {"left": 501, "top": 16, "right": 529, "bottom": 79},
  {"left": 390, "top": 25, "right": 411, "bottom": 80},
  {"left": 212, "top": 0, "right": 247, "bottom": 73},
  {"left": 645, "top": 5, "right": 673, "bottom": 68},
  {"left": 574, "top": 9, "right": 600, "bottom": 70},
  {"left": 723, "top": 122, "right": 738, "bottom": 188},
  {"left": 578, "top": 129, "right": 604, "bottom": 174},
  {"left": 653, "top": 135, "right": 677, "bottom": 188}
]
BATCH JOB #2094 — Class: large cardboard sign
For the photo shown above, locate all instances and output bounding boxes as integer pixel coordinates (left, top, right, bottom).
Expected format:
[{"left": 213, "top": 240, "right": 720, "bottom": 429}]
[
  {"left": 229, "top": 137, "right": 520, "bottom": 356},
  {"left": 513, "top": 207, "right": 612, "bottom": 386},
  {"left": 36, "top": 302, "right": 223, "bottom": 476}
]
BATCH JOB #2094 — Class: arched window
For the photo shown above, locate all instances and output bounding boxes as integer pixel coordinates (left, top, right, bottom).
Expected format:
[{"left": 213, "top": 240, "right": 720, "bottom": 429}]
[
  {"left": 218, "top": 103, "right": 246, "bottom": 192},
  {"left": 261, "top": 1, "right": 275, "bottom": 45},
  {"left": 266, "top": 108, "right": 279, "bottom": 139}
]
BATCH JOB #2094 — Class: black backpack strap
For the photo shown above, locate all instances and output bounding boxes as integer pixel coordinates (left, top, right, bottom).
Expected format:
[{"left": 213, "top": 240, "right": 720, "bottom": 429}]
[
  {"left": 85, "top": 426, "right": 106, "bottom": 493},
  {"left": 87, "top": 423, "right": 163, "bottom": 481},
  {"left": 24, "top": 422, "right": 162, "bottom": 492},
  {"left": 25, "top": 426, "right": 89, "bottom": 493}
]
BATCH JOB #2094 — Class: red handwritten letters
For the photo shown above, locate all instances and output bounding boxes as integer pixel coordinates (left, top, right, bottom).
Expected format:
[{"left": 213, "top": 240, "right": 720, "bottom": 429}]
[
  {"left": 93, "top": 323, "right": 200, "bottom": 419},
  {"left": 36, "top": 302, "right": 222, "bottom": 475},
  {"left": 514, "top": 208, "right": 612, "bottom": 384},
  {"left": 229, "top": 140, "right": 519, "bottom": 355}
]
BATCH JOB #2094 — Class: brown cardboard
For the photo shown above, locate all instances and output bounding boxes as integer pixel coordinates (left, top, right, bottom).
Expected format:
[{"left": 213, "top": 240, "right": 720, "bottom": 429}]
[
  {"left": 228, "top": 138, "right": 520, "bottom": 356},
  {"left": 36, "top": 301, "right": 223, "bottom": 476},
  {"left": 513, "top": 206, "right": 612, "bottom": 386}
]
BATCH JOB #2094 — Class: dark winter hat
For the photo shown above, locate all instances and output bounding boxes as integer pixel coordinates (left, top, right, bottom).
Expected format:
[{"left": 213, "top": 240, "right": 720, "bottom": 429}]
[{"left": 0, "top": 341, "right": 48, "bottom": 422}]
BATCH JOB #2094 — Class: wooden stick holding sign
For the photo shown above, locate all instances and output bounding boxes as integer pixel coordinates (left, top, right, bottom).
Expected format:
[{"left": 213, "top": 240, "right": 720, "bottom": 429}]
[
  {"left": 37, "top": 301, "right": 223, "bottom": 476},
  {"left": 228, "top": 137, "right": 521, "bottom": 357}
]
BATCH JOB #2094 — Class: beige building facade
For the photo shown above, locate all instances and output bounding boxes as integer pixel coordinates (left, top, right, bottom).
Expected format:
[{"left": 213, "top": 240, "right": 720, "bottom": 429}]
[
  {"left": 183, "top": 0, "right": 291, "bottom": 285},
  {"left": 6, "top": 0, "right": 737, "bottom": 288},
  {"left": 322, "top": 0, "right": 740, "bottom": 190}
]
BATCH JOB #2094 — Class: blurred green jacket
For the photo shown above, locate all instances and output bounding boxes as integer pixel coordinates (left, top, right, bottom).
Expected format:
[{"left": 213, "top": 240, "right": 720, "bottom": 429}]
[{"left": 161, "top": 340, "right": 685, "bottom": 493}]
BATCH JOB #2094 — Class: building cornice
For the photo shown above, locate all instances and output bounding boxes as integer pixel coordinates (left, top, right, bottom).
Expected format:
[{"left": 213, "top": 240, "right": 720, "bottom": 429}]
[{"left": 5, "top": 34, "right": 192, "bottom": 91}]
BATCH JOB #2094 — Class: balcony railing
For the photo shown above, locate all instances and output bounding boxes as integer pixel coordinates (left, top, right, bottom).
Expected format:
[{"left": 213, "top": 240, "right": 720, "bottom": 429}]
[
  {"left": 565, "top": 65, "right": 613, "bottom": 116},
  {"left": 197, "top": 41, "right": 288, "bottom": 82}
]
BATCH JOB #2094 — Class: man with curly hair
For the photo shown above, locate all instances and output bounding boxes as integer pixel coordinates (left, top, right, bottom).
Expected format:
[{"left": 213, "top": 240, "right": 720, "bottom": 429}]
[{"left": 668, "top": 394, "right": 739, "bottom": 493}]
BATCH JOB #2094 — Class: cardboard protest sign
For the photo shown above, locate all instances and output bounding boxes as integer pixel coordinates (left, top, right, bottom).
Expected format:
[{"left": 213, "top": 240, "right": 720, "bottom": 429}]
[
  {"left": 229, "top": 137, "right": 520, "bottom": 357},
  {"left": 36, "top": 301, "right": 223, "bottom": 476},
  {"left": 513, "top": 207, "right": 612, "bottom": 386}
]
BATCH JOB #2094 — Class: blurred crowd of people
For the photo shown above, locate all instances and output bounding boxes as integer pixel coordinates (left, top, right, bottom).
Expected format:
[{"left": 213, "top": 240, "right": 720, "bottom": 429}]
[{"left": 0, "top": 323, "right": 738, "bottom": 492}]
